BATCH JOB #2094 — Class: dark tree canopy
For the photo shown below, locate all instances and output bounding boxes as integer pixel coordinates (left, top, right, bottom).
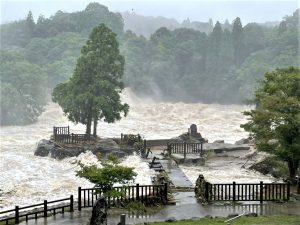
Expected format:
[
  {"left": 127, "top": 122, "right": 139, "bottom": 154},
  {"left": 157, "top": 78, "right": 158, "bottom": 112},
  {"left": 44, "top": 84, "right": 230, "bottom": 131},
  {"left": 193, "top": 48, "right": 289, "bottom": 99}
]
[
  {"left": 232, "top": 17, "right": 244, "bottom": 65},
  {"left": 241, "top": 67, "right": 300, "bottom": 179},
  {"left": 52, "top": 24, "right": 129, "bottom": 136}
]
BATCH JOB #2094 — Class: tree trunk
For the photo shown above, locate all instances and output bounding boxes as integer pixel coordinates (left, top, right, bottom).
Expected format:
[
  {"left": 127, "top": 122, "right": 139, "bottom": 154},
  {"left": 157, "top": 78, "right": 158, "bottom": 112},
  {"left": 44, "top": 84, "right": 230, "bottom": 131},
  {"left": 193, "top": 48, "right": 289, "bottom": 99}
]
[
  {"left": 93, "top": 117, "right": 97, "bottom": 137},
  {"left": 86, "top": 116, "right": 92, "bottom": 136},
  {"left": 287, "top": 160, "right": 299, "bottom": 179}
]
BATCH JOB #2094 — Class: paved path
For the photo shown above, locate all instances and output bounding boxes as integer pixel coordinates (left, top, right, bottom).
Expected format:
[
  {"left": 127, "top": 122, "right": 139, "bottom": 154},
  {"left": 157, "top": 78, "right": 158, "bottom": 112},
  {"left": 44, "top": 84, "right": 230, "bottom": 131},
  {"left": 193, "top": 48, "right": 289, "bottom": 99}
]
[{"left": 144, "top": 147, "right": 194, "bottom": 188}]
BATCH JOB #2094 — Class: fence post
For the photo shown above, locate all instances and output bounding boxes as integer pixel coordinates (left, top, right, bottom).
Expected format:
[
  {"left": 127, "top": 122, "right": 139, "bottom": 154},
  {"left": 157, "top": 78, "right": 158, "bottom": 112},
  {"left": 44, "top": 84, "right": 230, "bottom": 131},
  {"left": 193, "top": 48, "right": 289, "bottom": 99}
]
[
  {"left": 260, "top": 181, "right": 263, "bottom": 203},
  {"left": 70, "top": 195, "right": 74, "bottom": 212},
  {"left": 43, "top": 200, "right": 47, "bottom": 217},
  {"left": 205, "top": 182, "right": 209, "bottom": 201},
  {"left": 164, "top": 182, "right": 168, "bottom": 203},
  {"left": 136, "top": 184, "right": 140, "bottom": 200},
  {"left": 142, "top": 140, "right": 147, "bottom": 158},
  {"left": 78, "top": 187, "right": 82, "bottom": 211},
  {"left": 120, "top": 214, "right": 126, "bottom": 225},
  {"left": 287, "top": 182, "right": 290, "bottom": 201},
  {"left": 53, "top": 126, "right": 56, "bottom": 140},
  {"left": 67, "top": 125, "right": 70, "bottom": 134},
  {"left": 184, "top": 142, "right": 186, "bottom": 159},
  {"left": 201, "top": 142, "right": 203, "bottom": 157},
  {"left": 167, "top": 142, "right": 171, "bottom": 156},
  {"left": 15, "top": 206, "right": 19, "bottom": 224},
  {"left": 233, "top": 182, "right": 236, "bottom": 202},
  {"left": 297, "top": 177, "right": 300, "bottom": 194}
]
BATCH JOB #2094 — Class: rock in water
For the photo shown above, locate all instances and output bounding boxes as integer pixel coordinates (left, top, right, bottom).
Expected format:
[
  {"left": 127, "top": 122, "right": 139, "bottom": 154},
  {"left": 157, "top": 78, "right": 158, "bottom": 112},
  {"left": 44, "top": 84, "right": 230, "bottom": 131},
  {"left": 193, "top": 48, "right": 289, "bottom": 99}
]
[
  {"left": 34, "top": 137, "right": 135, "bottom": 160},
  {"left": 235, "top": 138, "right": 250, "bottom": 145},
  {"left": 90, "top": 197, "right": 108, "bottom": 225},
  {"left": 34, "top": 139, "right": 53, "bottom": 157},
  {"left": 51, "top": 147, "right": 85, "bottom": 160}
]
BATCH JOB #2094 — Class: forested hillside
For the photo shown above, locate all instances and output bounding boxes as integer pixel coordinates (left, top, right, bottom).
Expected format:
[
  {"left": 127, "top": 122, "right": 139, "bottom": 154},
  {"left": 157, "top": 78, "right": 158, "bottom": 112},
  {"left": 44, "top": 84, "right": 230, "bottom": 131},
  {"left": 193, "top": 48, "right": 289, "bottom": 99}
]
[
  {"left": 122, "top": 12, "right": 215, "bottom": 37},
  {"left": 0, "top": 3, "right": 123, "bottom": 125},
  {"left": 0, "top": 2, "right": 299, "bottom": 125},
  {"left": 122, "top": 11, "right": 299, "bottom": 103}
]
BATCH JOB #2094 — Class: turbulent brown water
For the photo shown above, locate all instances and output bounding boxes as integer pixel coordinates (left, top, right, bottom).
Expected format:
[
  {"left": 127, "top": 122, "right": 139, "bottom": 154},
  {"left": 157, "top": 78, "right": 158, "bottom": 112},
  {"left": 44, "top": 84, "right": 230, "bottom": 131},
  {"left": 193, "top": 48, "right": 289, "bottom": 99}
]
[{"left": 0, "top": 89, "right": 271, "bottom": 210}]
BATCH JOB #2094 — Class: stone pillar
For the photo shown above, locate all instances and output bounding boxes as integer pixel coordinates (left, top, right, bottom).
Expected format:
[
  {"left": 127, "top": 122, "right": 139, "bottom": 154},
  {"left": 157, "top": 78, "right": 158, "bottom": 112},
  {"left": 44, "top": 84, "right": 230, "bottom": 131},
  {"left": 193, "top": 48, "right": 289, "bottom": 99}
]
[
  {"left": 90, "top": 197, "right": 108, "bottom": 225},
  {"left": 194, "top": 174, "right": 210, "bottom": 203}
]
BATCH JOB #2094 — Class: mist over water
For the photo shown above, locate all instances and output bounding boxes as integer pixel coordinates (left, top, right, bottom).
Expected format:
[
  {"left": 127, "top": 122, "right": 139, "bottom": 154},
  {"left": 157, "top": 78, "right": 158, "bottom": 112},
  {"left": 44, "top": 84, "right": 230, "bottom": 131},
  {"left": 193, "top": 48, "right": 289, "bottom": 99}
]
[{"left": 0, "top": 88, "right": 252, "bottom": 209}]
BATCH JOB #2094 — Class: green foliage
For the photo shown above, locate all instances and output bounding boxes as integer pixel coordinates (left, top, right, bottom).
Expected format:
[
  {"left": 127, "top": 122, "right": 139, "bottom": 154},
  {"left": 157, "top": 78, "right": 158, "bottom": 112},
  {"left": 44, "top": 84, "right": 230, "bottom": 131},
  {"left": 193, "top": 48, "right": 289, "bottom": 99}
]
[
  {"left": 1, "top": 3, "right": 299, "bottom": 113},
  {"left": 122, "top": 10, "right": 299, "bottom": 103},
  {"left": 124, "top": 201, "right": 146, "bottom": 213},
  {"left": 249, "top": 156, "right": 292, "bottom": 179},
  {"left": 107, "top": 153, "right": 121, "bottom": 164},
  {"left": 76, "top": 156, "right": 137, "bottom": 195},
  {"left": 241, "top": 67, "right": 300, "bottom": 178},
  {"left": 0, "top": 50, "right": 47, "bottom": 125},
  {"left": 52, "top": 24, "right": 129, "bottom": 135}
]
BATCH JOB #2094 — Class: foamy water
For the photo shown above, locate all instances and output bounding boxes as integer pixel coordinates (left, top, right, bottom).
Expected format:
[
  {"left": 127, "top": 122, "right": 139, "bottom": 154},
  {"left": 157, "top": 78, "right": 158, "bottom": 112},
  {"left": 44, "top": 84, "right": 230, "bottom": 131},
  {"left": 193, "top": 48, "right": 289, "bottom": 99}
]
[
  {"left": 0, "top": 89, "right": 252, "bottom": 210},
  {"left": 181, "top": 156, "right": 276, "bottom": 185}
]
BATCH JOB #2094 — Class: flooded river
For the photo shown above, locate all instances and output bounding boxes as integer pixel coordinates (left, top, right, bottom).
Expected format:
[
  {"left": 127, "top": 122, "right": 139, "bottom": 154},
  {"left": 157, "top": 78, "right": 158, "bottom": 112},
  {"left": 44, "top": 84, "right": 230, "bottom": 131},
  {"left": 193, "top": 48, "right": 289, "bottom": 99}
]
[{"left": 0, "top": 89, "right": 269, "bottom": 210}]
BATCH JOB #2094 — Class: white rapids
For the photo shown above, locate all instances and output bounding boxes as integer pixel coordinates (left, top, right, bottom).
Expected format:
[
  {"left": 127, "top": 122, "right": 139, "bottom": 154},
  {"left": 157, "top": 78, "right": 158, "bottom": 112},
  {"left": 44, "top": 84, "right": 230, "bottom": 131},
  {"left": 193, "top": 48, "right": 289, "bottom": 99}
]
[
  {"left": 181, "top": 150, "right": 276, "bottom": 185},
  {"left": 0, "top": 88, "right": 265, "bottom": 210}
]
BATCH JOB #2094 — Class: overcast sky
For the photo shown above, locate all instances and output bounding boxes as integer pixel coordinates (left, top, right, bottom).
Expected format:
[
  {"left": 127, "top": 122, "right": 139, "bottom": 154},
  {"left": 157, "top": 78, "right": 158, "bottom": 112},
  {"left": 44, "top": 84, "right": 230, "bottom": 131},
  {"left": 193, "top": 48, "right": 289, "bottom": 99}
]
[{"left": 1, "top": 0, "right": 299, "bottom": 25}]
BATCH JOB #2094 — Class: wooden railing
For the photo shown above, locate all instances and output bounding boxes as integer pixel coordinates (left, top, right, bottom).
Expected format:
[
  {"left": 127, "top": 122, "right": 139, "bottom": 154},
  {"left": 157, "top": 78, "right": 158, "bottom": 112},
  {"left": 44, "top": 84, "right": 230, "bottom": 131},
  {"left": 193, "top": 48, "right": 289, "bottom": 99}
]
[
  {"left": 53, "top": 126, "right": 89, "bottom": 144},
  {"left": 53, "top": 126, "right": 69, "bottom": 135},
  {"left": 167, "top": 142, "right": 203, "bottom": 157},
  {"left": 205, "top": 181, "right": 290, "bottom": 203},
  {"left": 0, "top": 195, "right": 73, "bottom": 224},
  {"left": 54, "top": 133, "right": 90, "bottom": 144},
  {"left": 78, "top": 183, "right": 168, "bottom": 210}
]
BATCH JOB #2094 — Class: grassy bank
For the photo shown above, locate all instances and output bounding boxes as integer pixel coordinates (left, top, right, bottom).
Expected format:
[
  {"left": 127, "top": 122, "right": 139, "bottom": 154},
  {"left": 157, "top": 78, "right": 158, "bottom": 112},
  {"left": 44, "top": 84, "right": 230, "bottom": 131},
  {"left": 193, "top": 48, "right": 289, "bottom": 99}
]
[{"left": 148, "top": 215, "right": 300, "bottom": 225}]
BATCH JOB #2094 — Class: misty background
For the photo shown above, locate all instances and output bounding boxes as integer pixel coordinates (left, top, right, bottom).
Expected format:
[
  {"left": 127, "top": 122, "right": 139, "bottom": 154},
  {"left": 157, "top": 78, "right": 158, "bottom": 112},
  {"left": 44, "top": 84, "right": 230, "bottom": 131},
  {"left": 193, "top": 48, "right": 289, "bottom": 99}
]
[
  {"left": 0, "top": 0, "right": 299, "bottom": 125},
  {"left": 1, "top": 0, "right": 298, "bottom": 24}
]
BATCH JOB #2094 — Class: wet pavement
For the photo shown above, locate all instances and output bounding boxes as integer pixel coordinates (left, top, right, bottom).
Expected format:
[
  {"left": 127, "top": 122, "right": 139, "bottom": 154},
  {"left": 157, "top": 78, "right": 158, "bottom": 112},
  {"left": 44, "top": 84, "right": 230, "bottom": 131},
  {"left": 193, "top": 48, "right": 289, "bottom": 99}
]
[
  {"left": 19, "top": 192, "right": 300, "bottom": 225},
  {"left": 145, "top": 148, "right": 194, "bottom": 188}
]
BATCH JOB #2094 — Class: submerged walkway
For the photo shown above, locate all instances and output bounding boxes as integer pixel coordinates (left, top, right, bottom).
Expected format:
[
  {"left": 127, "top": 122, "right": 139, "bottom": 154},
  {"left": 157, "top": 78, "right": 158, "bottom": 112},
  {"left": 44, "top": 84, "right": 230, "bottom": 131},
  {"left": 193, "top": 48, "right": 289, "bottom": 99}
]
[{"left": 144, "top": 147, "right": 194, "bottom": 188}]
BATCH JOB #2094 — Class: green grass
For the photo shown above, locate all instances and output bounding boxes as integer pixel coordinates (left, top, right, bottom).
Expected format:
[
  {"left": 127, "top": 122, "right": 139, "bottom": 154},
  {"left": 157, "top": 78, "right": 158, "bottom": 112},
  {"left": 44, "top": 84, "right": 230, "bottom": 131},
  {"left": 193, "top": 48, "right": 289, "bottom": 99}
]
[{"left": 147, "top": 215, "right": 300, "bottom": 225}]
